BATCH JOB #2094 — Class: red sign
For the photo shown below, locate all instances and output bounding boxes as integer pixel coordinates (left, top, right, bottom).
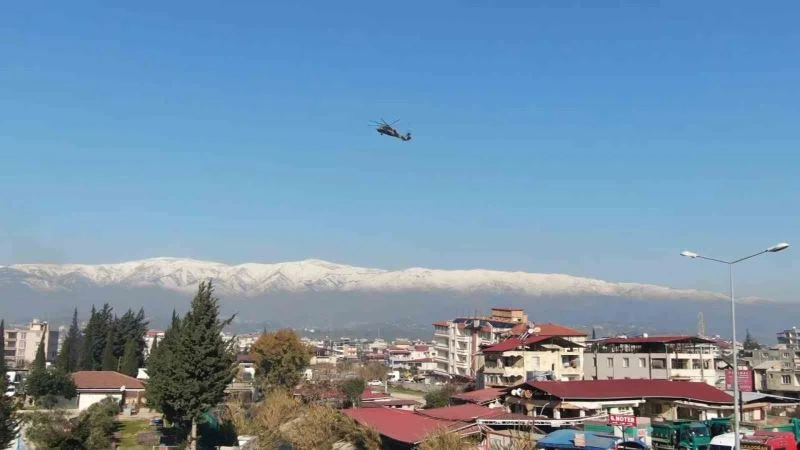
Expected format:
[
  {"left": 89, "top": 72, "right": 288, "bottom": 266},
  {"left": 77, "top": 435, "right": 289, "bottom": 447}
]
[
  {"left": 725, "top": 368, "right": 754, "bottom": 392},
  {"left": 609, "top": 414, "right": 637, "bottom": 427}
]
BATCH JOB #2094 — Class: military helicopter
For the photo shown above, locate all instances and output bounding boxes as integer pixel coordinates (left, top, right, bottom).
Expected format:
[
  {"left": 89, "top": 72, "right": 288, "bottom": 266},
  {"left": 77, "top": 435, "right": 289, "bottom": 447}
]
[{"left": 370, "top": 119, "right": 412, "bottom": 141}]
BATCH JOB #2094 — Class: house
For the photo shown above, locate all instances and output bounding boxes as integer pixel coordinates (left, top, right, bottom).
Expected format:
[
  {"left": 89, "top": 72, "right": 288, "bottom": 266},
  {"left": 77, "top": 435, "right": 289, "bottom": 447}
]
[
  {"left": 450, "top": 387, "right": 507, "bottom": 406},
  {"left": 71, "top": 371, "right": 145, "bottom": 411},
  {"left": 342, "top": 405, "right": 483, "bottom": 449},
  {"left": 586, "top": 335, "right": 721, "bottom": 386},
  {"left": 503, "top": 379, "right": 734, "bottom": 424},
  {"left": 480, "top": 335, "right": 585, "bottom": 387}
]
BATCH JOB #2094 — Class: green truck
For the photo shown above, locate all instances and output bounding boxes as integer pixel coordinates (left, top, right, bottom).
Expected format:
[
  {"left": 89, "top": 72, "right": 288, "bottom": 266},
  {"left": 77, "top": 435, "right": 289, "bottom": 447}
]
[{"left": 652, "top": 419, "right": 732, "bottom": 450}]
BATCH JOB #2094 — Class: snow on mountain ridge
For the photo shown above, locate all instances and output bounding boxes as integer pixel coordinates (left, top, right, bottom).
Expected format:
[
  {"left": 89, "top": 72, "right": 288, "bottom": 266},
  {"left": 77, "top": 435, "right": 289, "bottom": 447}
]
[{"left": 2, "top": 257, "right": 724, "bottom": 301}]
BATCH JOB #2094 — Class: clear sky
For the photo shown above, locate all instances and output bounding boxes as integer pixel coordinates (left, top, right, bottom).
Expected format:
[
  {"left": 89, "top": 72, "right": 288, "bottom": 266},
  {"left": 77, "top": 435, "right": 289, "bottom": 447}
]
[{"left": 1, "top": 1, "right": 797, "bottom": 301}]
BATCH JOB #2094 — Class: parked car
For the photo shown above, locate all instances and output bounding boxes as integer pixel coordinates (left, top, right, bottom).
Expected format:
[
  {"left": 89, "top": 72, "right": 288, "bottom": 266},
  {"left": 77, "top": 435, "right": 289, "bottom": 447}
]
[{"left": 367, "top": 380, "right": 383, "bottom": 387}]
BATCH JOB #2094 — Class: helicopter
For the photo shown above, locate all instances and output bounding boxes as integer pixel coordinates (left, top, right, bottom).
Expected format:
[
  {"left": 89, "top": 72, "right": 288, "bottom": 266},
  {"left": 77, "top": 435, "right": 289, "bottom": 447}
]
[{"left": 370, "top": 119, "right": 412, "bottom": 141}]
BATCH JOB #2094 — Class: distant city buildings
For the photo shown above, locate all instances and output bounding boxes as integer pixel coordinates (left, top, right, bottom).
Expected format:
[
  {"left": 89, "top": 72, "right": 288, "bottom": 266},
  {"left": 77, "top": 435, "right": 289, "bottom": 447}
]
[{"left": 3, "top": 319, "right": 60, "bottom": 368}]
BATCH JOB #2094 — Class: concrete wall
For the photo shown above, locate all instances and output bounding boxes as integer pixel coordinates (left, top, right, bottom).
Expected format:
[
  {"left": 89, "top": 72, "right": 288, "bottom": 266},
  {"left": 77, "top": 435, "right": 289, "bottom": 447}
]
[{"left": 587, "top": 352, "right": 718, "bottom": 385}]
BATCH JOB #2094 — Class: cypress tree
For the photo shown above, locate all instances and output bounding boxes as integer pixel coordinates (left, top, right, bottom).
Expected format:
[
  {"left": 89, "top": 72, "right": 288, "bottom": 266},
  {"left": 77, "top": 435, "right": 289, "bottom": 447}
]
[
  {"left": 78, "top": 306, "right": 97, "bottom": 370},
  {"left": 57, "top": 308, "right": 81, "bottom": 373},
  {"left": 148, "top": 282, "right": 236, "bottom": 449},
  {"left": 146, "top": 309, "right": 182, "bottom": 426},
  {"left": 0, "top": 320, "right": 19, "bottom": 448},
  {"left": 120, "top": 338, "right": 139, "bottom": 377},
  {"left": 101, "top": 330, "right": 117, "bottom": 371}
]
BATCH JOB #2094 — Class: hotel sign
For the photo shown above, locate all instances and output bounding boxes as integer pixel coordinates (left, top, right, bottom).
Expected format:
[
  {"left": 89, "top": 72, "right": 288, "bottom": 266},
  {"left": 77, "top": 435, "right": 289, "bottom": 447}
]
[
  {"left": 608, "top": 414, "right": 637, "bottom": 427},
  {"left": 725, "top": 368, "right": 754, "bottom": 392}
]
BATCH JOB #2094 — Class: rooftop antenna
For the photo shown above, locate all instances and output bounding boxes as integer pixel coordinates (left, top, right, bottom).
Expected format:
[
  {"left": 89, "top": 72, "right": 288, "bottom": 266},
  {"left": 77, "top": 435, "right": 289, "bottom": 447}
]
[{"left": 697, "top": 312, "right": 706, "bottom": 338}]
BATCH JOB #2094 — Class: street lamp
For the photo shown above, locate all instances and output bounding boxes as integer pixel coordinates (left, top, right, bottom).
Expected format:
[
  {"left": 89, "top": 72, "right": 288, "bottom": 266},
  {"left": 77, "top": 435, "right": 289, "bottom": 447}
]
[{"left": 680, "top": 242, "right": 790, "bottom": 450}]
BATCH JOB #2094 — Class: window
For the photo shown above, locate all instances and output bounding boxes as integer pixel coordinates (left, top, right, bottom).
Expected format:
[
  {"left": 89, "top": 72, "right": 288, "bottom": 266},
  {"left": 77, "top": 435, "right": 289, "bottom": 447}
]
[
  {"left": 622, "top": 358, "right": 630, "bottom": 368},
  {"left": 782, "top": 375, "right": 791, "bottom": 385},
  {"left": 638, "top": 358, "right": 646, "bottom": 368},
  {"left": 607, "top": 358, "right": 614, "bottom": 368},
  {"left": 651, "top": 358, "right": 666, "bottom": 369}
]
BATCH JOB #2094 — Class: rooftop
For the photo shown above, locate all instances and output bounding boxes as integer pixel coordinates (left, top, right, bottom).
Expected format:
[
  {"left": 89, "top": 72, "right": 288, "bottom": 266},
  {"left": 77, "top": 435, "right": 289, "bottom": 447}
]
[
  {"left": 342, "top": 407, "right": 466, "bottom": 444},
  {"left": 594, "top": 335, "right": 717, "bottom": 345},
  {"left": 450, "top": 387, "right": 505, "bottom": 404},
  {"left": 513, "top": 379, "right": 733, "bottom": 405},
  {"left": 482, "top": 335, "right": 584, "bottom": 353},
  {"left": 72, "top": 371, "right": 145, "bottom": 390},
  {"left": 415, "top": 404, "right": 505, "bottom": 422}
]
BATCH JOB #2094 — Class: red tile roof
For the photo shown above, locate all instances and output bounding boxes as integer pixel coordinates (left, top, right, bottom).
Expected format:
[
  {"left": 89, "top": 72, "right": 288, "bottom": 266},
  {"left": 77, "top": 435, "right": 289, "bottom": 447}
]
[
  {"left": 416, "top": 404, "right": 505, "bottom": 422},
  {"left": 414, "top": 345, "right": 430, "bottom": 352},
  {"left": 597, "top": 335, "right": 715, "bottom": 345},
  {"left": 482, "top": 335, "right": 583, "bottom": 353},
  {"left": 433, "top": 320, "right": 450, "bottom": 327},
  {"left": 519, "top": 379, "right": 733, "bottom": 404},
  {"left": 537, "top": 323, "right": 587, "bottom": 337},
  {"left": 72, "top": 371, "right": 145, "bottom": 390},
  {"left": 343, "top": 407, "right": 463, "bottom": 444},
  {"left": 510, "top": 322, "right": 587, "bottom": 337},
  {"left": 450, "top": 387, "right": 505, "bottom": 404}
]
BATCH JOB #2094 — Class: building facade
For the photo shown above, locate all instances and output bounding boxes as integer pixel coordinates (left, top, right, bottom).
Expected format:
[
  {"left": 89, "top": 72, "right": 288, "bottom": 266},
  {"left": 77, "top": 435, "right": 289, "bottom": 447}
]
[
  {"left": 3, "top": 319, "right": 60, "bottom": 368},
  {"left": 433, "top": 308, "right": 531, "bottom": 377},
  {"left": 480, "top": 335, "right": 585, "bottom": 387},
  {"left": 586, "top": 335, "right": 721, "bottom": 386}
]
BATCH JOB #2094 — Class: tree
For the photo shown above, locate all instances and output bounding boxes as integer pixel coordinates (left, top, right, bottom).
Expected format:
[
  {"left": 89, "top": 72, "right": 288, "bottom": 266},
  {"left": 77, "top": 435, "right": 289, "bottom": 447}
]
[
  {"left": 26, "top": 335, "right": 77, "bottom": 407},
  {"left": 0, "top": 320, "right": 19, "bottom": 448},
  {"left": 120, "top": 338, "right": 139, "bottom": 377},
  {"left": 146, "top": 309, "right": 182, "bottom": 426},
  {"left": 744, "top": 329, "right": 761, "bottom": 351},
  {"left": 147, "top": 282, "right": 237, "bottom": 450},
  {"left": 101, "top": 330, "right": 117, "bottom": 371},
  {"left": 250, "top": 329, "right": 312, "bottom": 392},
  {"left": 339, "top": 377, "right": 366, "bottom": 408},
  {"left": 357, "top": 362, "right": 388, "bottom": 383},
  {"left": 79, "top": 304, "right": 114, "bottom": 370},
  {"left": 24, "top": 397, "right": 118, "bottom": 449},
  {"left": 423, "top": 384, "right": 460, "bottom": 409},
  {"left": 57, "top": 308, "right": 81, "bottom": 373}
]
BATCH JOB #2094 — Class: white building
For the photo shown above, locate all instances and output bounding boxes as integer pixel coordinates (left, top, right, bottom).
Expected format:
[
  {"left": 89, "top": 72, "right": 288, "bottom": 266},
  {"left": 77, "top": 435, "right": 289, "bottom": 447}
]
[
  {"left": 586, "top": 335, "right": 721, "bottom": 386},
  {"left": 432, "top": 307, "right": 587, "bottom": 378},
  {"left": 481, "top": 335, "right": 585, "bottom": 387},
  {"left": 71, "top": 371, "right": 145, "bottom": 411},
  {"left": 3, "top": 319, "right": 60, "bottom": 368}
]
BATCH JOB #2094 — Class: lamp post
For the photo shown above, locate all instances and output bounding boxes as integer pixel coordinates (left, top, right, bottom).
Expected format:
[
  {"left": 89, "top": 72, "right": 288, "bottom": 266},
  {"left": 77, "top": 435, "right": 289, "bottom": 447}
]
[{"left": 680, "top": 242, "right": 790, "bottom": 450}]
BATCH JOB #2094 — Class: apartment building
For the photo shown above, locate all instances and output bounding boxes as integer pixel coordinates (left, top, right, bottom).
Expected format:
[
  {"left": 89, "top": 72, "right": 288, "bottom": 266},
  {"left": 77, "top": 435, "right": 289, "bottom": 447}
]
[
  {"left": 433, "top": 307, "right": 530, "bottom": 377},
  {"left": 3, "top": 319, "right": 60, "bottom": 368},
  {"left": 742, "top": 328, "right": 800, "bottom": 397},
  {"left": 480, "top": 334, "right": 585, "bottom": 387},
  {"left": 586, "top": 335, "right": 721, "bottom": 386}
]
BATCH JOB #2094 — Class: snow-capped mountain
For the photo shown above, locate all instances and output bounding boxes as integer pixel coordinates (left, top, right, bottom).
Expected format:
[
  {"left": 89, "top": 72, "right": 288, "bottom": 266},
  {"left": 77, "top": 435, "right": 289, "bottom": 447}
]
[{"left": 1, "top": 256, "right": 723, "bottom": 300}]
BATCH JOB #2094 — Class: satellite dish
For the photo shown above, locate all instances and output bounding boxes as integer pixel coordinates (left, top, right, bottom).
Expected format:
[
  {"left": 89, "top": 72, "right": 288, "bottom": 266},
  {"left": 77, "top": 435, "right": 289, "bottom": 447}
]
[
  {"left": 532, "top": 327, "right": 541, "bottom": 334},
  {"left": 527, "top": 328, "right": 535, "bottom": 335}
]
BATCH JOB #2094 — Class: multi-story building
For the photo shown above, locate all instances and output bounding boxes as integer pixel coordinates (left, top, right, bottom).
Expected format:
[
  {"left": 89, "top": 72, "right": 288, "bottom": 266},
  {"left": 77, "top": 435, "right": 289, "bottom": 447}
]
[
  {"left": 3, "top": 319, "right": 60, "bottom": 368},
  {"left": 742, "top": 328, "right": 800, "bottom": 397},
  {"left": 480, "top": 334, "right": 585, "bottom": 387},
  {"left": 586, "top": 335, "right": 721, "bottom": 386},
  {"left": 385, "top": 344, "right": 436, "bottom": 371},
  {"left": 432, "top": 307, "right": 588, "bottom": 378},
  {"left": 433, "top": 307, "right": 530, "bottom": 377}
]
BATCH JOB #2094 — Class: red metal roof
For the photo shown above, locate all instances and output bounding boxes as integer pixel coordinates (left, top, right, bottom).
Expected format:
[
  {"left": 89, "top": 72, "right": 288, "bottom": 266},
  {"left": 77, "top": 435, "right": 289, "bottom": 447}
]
[
  {"left": 597, "top": 335, "right": 716, "bottom": 345},
  {"left": 416, "top": 404, "right": 505, "bottom": 422},
  {"left": 520, "top": 379, "right": 733, "bottom": 404},
  {"left": 343, "top": 407, "right": 463, "bottom": 444},
  {"left": 450, "top": 387, "right": 505, "bottom": 404}
]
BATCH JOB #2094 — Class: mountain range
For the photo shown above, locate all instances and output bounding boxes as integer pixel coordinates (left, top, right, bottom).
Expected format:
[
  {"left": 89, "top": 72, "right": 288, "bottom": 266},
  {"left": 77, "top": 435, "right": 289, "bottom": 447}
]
[{"left": 0, "top": 257, "right": 787, "bottom": 342}]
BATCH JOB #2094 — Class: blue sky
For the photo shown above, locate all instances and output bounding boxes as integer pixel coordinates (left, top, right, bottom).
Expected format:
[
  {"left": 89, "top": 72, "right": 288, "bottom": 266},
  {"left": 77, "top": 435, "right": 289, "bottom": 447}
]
[{"left": 1, "top": 1, "right": 797, "bottom": 300}]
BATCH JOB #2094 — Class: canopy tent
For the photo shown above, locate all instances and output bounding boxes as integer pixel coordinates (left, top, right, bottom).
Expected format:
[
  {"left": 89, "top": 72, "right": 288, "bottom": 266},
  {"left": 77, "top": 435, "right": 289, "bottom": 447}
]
[{"left": 536, "top": 429, "right": 619, "bottom": 450}]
